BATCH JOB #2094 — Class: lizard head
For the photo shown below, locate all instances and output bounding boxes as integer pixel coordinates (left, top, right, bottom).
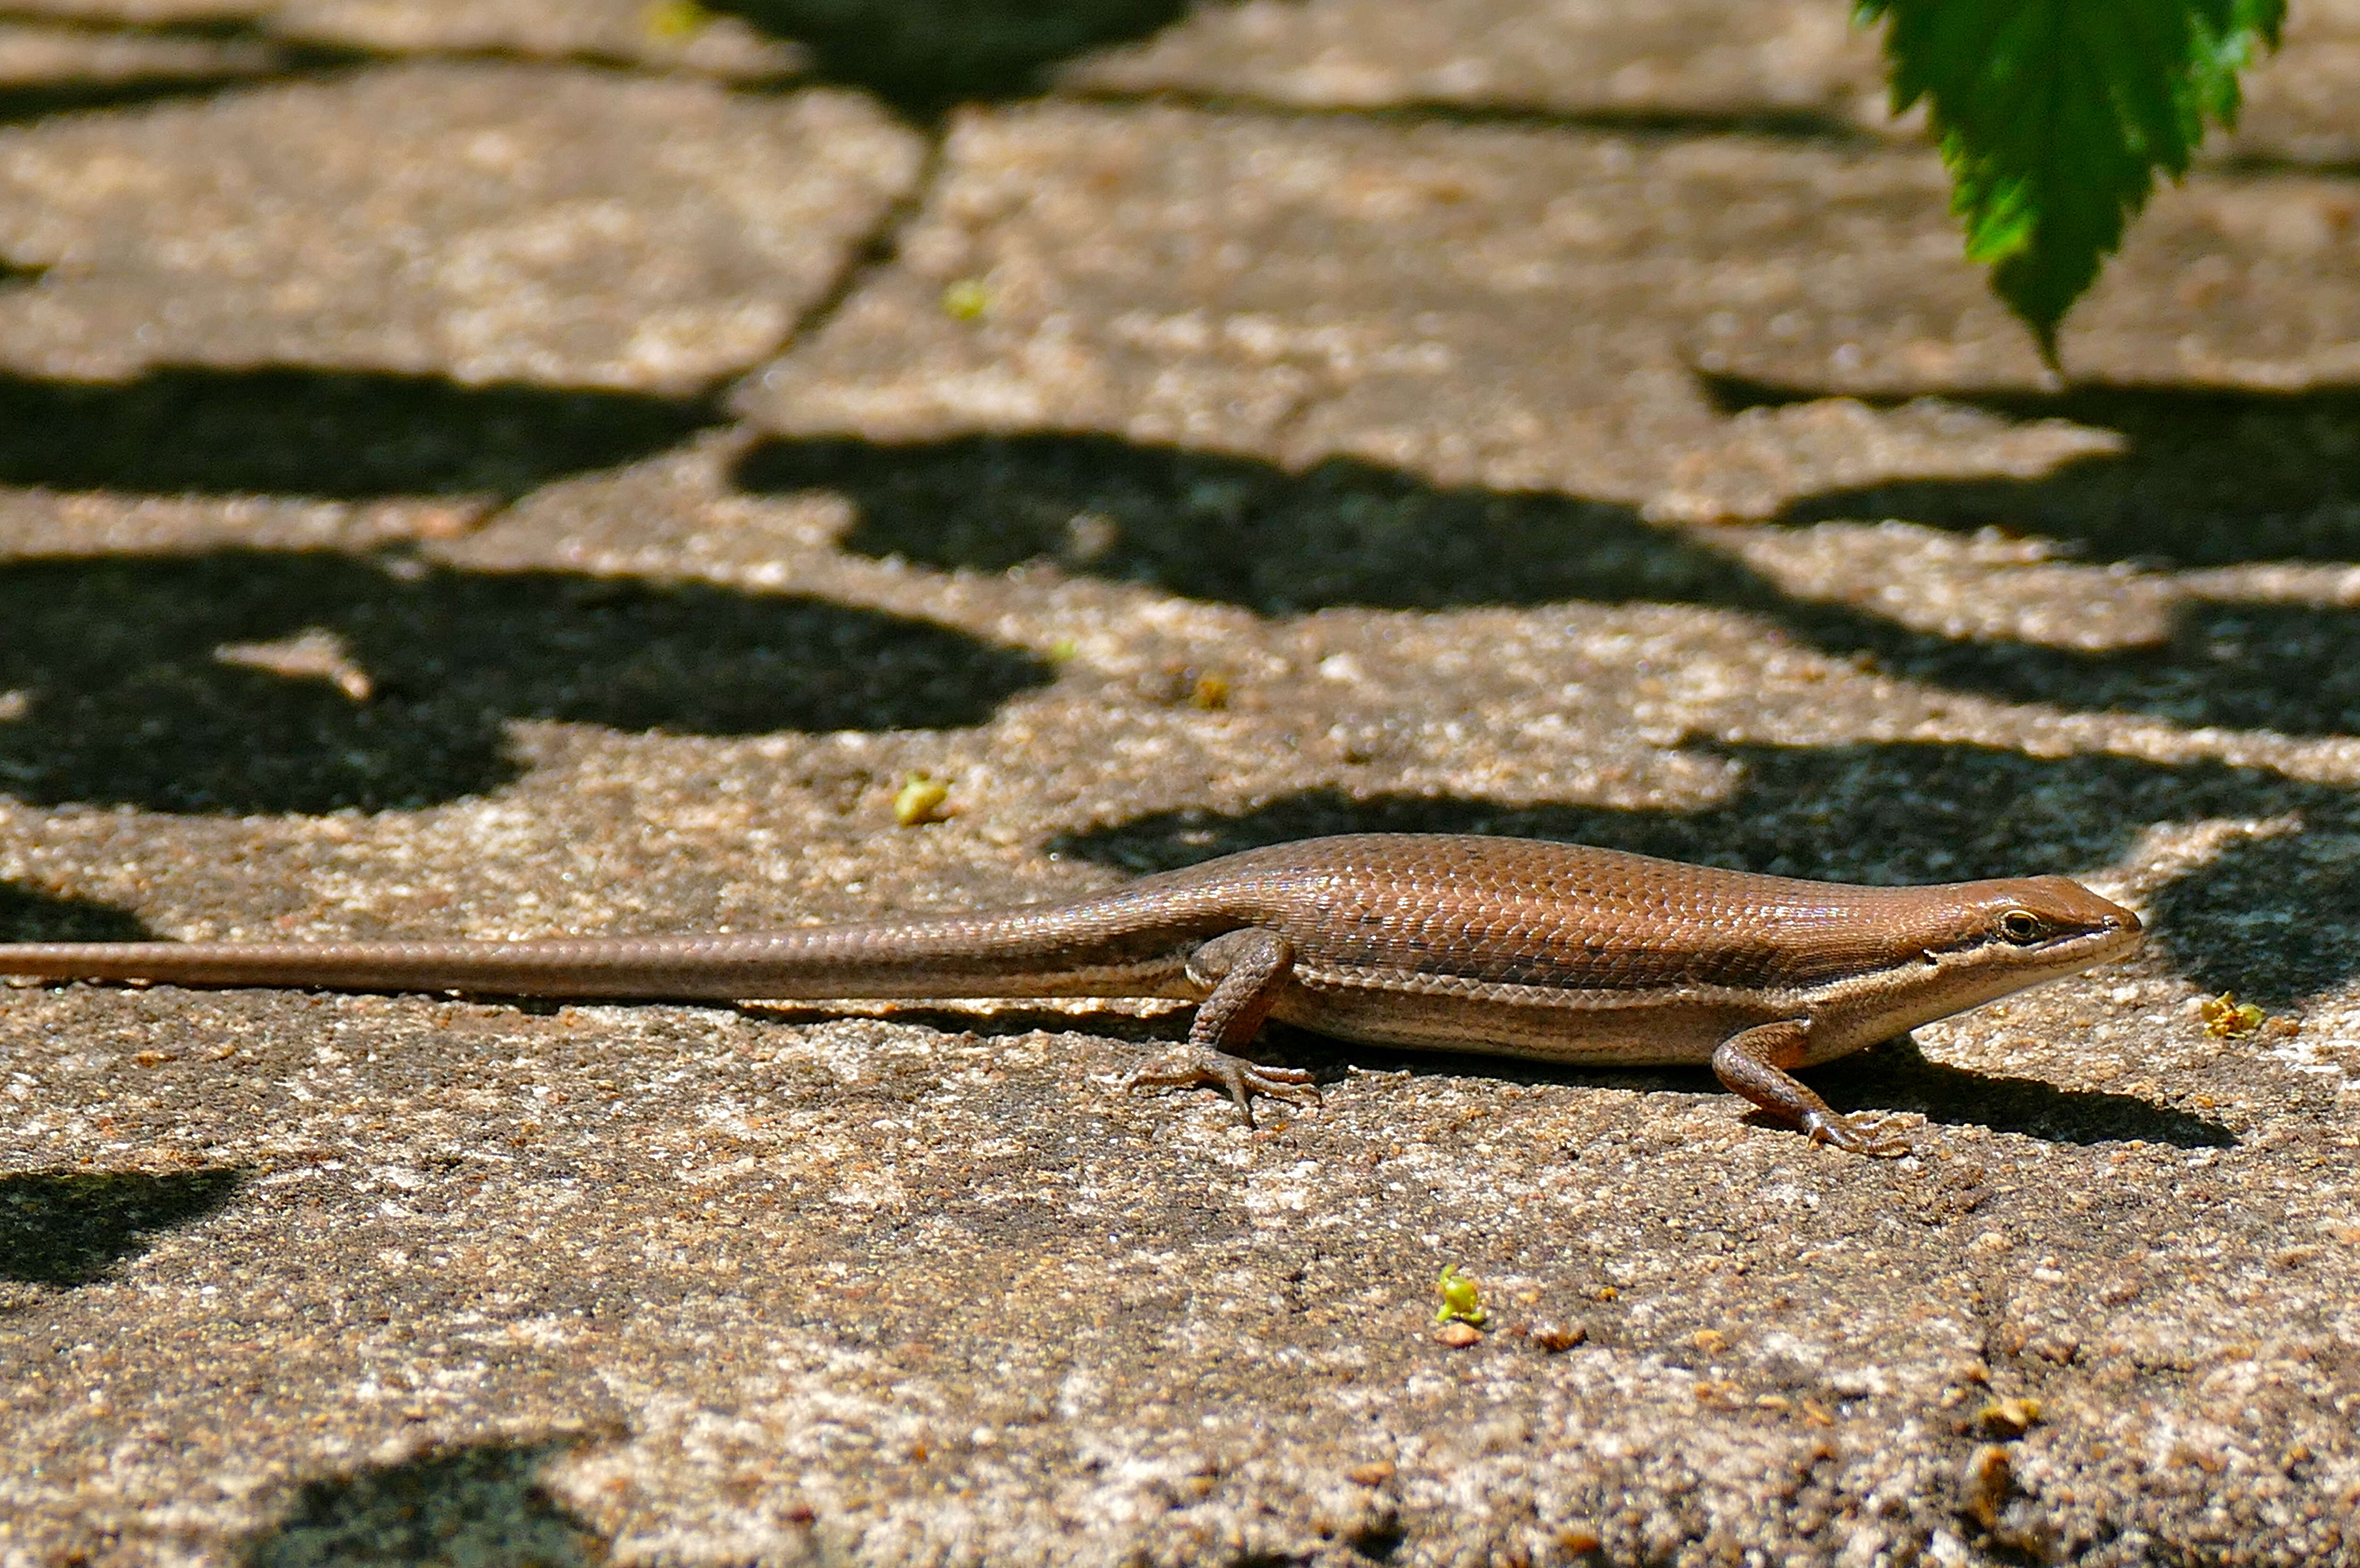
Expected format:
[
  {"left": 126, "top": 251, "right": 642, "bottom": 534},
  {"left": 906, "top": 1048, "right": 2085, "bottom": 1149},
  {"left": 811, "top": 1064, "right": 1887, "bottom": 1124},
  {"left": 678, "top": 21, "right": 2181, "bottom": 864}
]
[
  {"left": 1925, "top": 873, "right": 2142, "bottom": 1004},
  {"left": 1961, "top": 875, "right": 2145, "bottom": 973},
  {"left": 1816, "top": 874, "right": 2145, "bottom": 1054}
]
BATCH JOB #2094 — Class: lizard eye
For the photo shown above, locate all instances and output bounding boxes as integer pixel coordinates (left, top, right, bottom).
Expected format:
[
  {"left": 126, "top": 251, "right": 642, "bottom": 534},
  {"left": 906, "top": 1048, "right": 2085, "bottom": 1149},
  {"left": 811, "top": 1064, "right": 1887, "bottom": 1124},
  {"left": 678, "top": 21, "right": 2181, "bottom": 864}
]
[{"left": 2000, "top": 910, "right": 2042, "bottom": 944}]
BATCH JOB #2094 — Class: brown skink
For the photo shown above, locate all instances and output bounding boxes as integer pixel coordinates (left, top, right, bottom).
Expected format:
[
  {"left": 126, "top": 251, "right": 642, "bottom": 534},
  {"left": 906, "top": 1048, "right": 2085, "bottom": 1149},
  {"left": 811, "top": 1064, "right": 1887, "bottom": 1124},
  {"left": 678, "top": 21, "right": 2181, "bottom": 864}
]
[{"left": 0, "top": 834, "right": 2142, "bottom": 1154}]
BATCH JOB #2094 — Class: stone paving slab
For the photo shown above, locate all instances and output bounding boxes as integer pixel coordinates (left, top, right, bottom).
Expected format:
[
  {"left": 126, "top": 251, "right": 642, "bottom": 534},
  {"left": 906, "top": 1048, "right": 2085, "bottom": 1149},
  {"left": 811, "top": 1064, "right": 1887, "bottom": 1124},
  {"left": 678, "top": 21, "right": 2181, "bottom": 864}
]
[
  {"left": 0, "top": 6, "right": 2358, "bottom": 1567},
  {"left": 0, "top": 22, "right": 277, "bottom": 93},
  {"left": 1064, "top": 0, "right": 1894, "bottom": 126},
  {"left": 1, "top": 0, "right": 801, "bottom": 82},
  {"left": 0, "top": 66, "right": 919, "bottom": 389},
  {"left": 1064, "top": 0, "right": 2360, "bottom": 166},
  {"left": 743, "top": 99, "right": 2360, "bottom": 521},
  {"left": 263, "top": 0, "right": 801, "bottom": 78}
]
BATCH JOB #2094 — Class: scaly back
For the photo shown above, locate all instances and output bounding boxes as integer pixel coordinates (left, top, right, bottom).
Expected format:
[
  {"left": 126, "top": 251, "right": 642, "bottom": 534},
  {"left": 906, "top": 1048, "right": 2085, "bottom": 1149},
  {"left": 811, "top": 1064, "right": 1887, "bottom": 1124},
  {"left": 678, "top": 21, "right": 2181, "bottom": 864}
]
[{"left": 1107, "top": 834, "right": 1946, "bottom": 992}]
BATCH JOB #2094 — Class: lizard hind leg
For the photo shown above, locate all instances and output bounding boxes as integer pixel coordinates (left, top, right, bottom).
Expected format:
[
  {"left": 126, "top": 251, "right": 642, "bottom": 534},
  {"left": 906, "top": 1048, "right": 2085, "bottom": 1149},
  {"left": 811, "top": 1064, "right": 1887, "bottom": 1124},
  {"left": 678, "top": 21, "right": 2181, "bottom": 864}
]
[
  {"left": 1710, "top": 1019, "right": 1910, "bottom": 1157},
  {"left": 1121, "top": 926, "right": 1319, "bottom": 1125}
]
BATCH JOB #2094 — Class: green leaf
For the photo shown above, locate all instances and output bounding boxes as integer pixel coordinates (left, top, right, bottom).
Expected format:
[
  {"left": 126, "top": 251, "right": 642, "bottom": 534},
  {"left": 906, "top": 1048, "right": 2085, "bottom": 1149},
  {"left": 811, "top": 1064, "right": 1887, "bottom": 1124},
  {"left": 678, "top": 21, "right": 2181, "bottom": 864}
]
[{"left": 1860, "top": 0, "right": 2284, "bottom": 365}]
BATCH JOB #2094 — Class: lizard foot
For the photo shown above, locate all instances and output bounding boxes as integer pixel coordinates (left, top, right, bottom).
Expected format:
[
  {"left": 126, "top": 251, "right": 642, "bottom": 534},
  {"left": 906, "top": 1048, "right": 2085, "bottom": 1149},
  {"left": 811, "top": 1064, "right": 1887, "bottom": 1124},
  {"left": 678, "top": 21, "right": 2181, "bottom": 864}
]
[
  {"left": 1804, "top": 1108, "right": 1913, "bottom": 1158},
  {"left": 1123, "top": 1045, "right": 1319, "bottom": 1126}
]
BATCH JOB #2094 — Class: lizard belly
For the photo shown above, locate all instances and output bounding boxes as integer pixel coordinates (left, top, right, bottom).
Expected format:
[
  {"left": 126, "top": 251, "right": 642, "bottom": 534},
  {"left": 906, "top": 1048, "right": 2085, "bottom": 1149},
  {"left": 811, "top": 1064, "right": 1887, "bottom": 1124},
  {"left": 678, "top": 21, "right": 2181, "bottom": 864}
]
[{"left": 1269, "top": 966, "right": 1764, "bottom": 1065}]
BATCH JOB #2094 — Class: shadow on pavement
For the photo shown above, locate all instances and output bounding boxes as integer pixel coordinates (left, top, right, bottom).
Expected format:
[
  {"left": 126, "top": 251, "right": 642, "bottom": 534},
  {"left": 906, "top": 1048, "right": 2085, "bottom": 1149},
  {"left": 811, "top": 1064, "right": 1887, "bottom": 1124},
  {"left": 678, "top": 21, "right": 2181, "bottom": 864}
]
[
  {"left": 1709, "top": 373, "right": 2360, "bottom": 567},
  {"left": 1062, "top": 85, "right": 1882, "bottom": 144},
  {"left": 0, "top": 1168, "right": 243, "bottom": 1288},
  {"left": 0, "top": 71, "right": 293, "bottom": 129},
  {"left": 1810, "top": 1036, "right": 2235, "bottom": 1148},
  {"left": 1273, "top": 1031, "right": 2236, "bottom": 1150},
  {"left": 0, "top": 882, "right": 152, "bottom": 942},
  {"left": 1051, "top": 746, "right": 2305, "bottom": 1149},
  {"left": 0, "top": 367, "right": 724, "bottom": 500},
  {"left": 2142, "top": 826, "right": 2360, "bottom": 1011},
  {"left": 0, "top": 550, "right": 1051, "bottom": 813},
  {"left": 1777, "top": 597, "right": 2360, "bottom": 737},
  {"left": 709, "top": 0, "right": 1188, "bottom": 117},
  {"left": 1051, "top": 739, "right": 2360, "bottom": 1011},
  {"left": 243, "top": 1438, "right": 608, "bottom": 1568},
  {"left": 739, "top": 432, "right": 1773, "bottom": 614},
  {"left": 735, "top": 430, "right": 2360, "bottom": 737}
]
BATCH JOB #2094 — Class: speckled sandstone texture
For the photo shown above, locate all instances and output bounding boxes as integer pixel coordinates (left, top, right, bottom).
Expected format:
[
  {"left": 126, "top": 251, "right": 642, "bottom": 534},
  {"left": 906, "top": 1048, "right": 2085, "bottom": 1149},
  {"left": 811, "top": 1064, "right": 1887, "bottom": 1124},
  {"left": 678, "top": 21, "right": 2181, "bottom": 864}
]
[
  {"left": 1063, "top": 0, "right": 2360, "bottom": 166},
  {"left": 3, "top": 5, "right": 2360, "bottom": 1567},
  {"left": 0, "top": 66, "right": 918, "bottom": 388},
  {"left": 0, "top": 0, "right": 803, "bottom": 82}
]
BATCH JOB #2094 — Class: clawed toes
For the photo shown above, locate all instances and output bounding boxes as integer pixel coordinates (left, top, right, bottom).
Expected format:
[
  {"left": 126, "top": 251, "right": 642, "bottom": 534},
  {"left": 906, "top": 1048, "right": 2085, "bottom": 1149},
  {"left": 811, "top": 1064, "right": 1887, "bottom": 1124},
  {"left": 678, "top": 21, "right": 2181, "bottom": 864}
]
[
  {"left": 1238, "top": 1066, "right": 1320, "bottom": 1105},
  {"left": 1122, "top": 1047, "right": 1319, "bottom": 1124},
  {"left": 1804, "top": 1111, "right": 1913, "bottom": 1158}
]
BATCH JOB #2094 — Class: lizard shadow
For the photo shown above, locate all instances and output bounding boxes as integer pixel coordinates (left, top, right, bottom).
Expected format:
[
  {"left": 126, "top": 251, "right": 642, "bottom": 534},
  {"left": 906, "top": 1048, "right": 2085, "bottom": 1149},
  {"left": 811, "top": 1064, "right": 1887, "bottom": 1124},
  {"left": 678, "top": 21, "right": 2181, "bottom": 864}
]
[
  {"left": 0, "top": 883, "right": 153, "bottom": 943},
  {"left": 1807, "top": 1036, "right": 2234, "bottom": 1149},
  {"left": 0, "top": 1167, "right": 244, "bottom": 1297},
  {"left": 1250, "top": 1032, "right": 2234, "bottom": 1151},
  {"left": 738, "top": 999, "right": 1190, "bottom": 1046}
]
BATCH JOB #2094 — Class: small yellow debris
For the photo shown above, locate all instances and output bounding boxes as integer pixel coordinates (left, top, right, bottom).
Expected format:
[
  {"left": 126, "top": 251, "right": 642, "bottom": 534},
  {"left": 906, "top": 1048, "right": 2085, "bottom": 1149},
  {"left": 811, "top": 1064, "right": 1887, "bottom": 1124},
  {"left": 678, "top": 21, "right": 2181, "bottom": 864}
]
[
  {"left": 1189, "top": 673, "right": 1230, "bottom": 710},
  {"left": 642, "top": 0, "right": 709, "bottom": 41},
  {"left": 940, "top": 278, "right": 989, "bottom": 321},
  {"left": 2200, "top": 993, "right": 2265, "bottom": 1038},
  {"left": 1046, "top": 637, "right": 1081, "bottom": 663},
  {"left": 892, "top": 774, "right": 952, "bottom": 827},
  {"left": 1976, "top": 1396, "right": 2042, "bottom": 1438},
  {"left": 1345, "top": 1460, "right": 1396, "bottom": 1486},
  {"left": 1691, "top": 1327, "right": 1728, "bottom": 1355},
  {"left": 1434, "top": 1263, "right": 1488, "bottom": 1328}
]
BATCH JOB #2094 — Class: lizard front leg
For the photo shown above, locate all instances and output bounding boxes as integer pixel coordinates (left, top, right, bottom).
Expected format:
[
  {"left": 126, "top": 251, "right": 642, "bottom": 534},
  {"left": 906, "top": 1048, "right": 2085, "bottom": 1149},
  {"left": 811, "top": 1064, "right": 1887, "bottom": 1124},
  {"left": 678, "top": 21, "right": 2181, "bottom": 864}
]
[
  {"left": 1122, "top": 927, "right": 1319, "bottom": 1124},
  {"left": 1711, "top": 1019, "right": 1909, "bottom": 1157}
]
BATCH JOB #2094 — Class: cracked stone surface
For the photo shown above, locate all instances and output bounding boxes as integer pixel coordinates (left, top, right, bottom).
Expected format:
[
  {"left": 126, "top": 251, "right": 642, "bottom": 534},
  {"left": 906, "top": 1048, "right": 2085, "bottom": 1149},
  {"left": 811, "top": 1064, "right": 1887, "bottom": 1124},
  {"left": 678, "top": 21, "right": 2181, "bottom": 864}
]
[
  {"left": 3, "top": 4, "right": 2360, "bottom": 1567},
  {"left": 1, "top": 0, "right": 803, "bottom": 80},
  {"left": 741, "top": 100, "right": 2360, "bottom": 520},
  {"left": 0, "top": 66, "right": 920, "bottom": 389},
  {"left": 1063, "top": 0, "right": 2360, "bottom": 167}
]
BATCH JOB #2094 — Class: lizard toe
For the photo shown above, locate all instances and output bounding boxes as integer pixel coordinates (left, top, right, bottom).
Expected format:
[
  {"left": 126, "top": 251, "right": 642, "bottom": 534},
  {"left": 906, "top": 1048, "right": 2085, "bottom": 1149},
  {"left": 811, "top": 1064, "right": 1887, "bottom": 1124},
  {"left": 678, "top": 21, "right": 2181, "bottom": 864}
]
[
  {"left": 1123, "top": 1045, "right": 1318, "bottom": 1126},
  {"left": 1804, "top": 1108, "right": 1913, "bottom": 1158}
]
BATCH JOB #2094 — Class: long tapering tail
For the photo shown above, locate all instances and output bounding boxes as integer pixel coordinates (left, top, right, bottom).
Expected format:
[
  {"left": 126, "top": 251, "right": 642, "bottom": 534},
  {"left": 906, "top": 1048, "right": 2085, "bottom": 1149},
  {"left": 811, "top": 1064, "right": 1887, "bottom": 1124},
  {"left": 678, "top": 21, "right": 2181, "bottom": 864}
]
[{"left": 0, "top": 902, "right": 1220, "bottom": 1003}]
